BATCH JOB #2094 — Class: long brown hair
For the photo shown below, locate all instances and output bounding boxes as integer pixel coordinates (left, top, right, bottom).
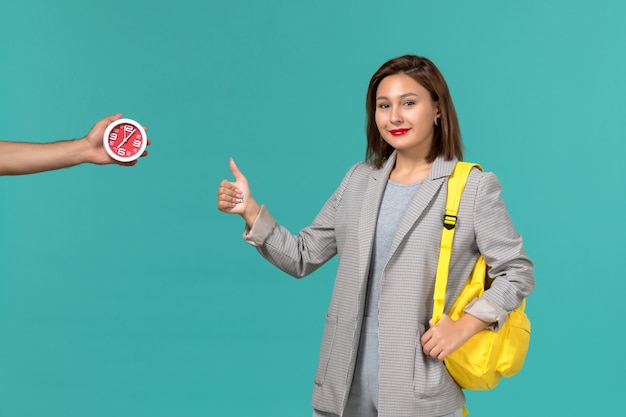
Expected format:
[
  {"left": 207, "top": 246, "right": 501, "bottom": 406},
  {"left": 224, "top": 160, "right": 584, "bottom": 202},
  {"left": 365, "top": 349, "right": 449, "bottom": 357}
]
[{"left": 365, "top": 55, "right": 463, "bottom": 168}]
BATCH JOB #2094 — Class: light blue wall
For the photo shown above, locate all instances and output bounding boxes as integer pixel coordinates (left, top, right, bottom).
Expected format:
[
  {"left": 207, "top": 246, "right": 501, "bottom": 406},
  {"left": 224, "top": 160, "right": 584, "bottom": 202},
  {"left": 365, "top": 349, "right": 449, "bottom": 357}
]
[{"left": 1, "top": 1, "right": 623, "bottom": 415}]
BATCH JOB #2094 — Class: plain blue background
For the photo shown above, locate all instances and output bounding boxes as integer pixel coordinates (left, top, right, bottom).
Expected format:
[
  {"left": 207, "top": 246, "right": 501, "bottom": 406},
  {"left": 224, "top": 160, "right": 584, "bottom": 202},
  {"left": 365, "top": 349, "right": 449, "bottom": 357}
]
[{"left": 1, "top": 0, "right": 624, "bottom": 415}]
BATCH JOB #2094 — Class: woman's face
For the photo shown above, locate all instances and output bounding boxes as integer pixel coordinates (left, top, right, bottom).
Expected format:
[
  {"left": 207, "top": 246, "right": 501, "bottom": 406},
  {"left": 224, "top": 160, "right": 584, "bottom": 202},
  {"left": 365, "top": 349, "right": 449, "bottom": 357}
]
[{"left": 375, "top": 73, "right": 440, "bottom": 157}]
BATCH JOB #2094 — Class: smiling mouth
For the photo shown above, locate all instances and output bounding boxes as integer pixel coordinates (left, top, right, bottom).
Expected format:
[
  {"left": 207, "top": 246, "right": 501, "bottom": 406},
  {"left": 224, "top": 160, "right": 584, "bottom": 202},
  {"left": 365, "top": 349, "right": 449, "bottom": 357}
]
[{"left": 390, "top": 128, "right": 410, "bottom": 136}]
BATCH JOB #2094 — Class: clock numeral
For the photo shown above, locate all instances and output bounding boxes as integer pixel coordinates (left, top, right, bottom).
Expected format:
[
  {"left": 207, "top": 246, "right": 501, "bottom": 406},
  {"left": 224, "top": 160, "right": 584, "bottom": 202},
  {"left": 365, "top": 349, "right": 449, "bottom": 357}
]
[
  {"left": 116, "top": 148, "right": 126, "bottom": 156},
  {"left": 132, "top": 139, "right": 142, "bottom": 148},
  {"left": 109, "top": 133, "right": 118, "bottom": 140},
  {"left": 124, "top": 125, "right": 134, "bottom": 133}
]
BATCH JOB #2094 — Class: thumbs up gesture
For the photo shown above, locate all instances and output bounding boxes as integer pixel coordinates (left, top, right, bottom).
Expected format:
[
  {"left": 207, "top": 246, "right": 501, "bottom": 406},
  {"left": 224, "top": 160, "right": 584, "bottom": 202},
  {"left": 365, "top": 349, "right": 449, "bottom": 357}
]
[{"left": 217, "top": 158, "right": 260, "bottom": 226}]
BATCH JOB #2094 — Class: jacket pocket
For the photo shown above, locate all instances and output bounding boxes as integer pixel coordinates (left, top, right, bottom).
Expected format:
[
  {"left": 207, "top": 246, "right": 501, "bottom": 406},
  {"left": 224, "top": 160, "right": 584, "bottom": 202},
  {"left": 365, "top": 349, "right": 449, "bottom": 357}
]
[
  {"left": 314, "top": 315, "right": 338, "bottom": 386},
  {"left": 413, "top": 322, "right": 455, "bottom": 398}
]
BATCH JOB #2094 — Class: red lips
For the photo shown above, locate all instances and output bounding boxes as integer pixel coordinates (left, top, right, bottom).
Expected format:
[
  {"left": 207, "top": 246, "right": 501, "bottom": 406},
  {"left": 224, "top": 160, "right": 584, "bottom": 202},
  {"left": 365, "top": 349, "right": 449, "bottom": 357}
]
[{"left": 390, "top": 128, "right": 410, "bottom": 136}]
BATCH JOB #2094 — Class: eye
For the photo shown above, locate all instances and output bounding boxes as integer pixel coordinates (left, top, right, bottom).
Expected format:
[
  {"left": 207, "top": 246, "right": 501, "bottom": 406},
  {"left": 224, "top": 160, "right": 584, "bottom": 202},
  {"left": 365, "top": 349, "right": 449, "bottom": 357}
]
[
  {"left": 403, "top": 100, "right": 415, "bottom": 107},
  {"left": 377, "top": 103, "right": 390, "bottom": 109}
]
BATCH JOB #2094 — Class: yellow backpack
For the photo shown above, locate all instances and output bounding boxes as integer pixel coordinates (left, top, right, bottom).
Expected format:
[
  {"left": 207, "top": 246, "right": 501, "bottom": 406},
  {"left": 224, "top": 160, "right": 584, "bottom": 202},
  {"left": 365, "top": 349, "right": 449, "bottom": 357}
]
[{"left": 431, "top": 162, "right": 531, "bottom": 393}]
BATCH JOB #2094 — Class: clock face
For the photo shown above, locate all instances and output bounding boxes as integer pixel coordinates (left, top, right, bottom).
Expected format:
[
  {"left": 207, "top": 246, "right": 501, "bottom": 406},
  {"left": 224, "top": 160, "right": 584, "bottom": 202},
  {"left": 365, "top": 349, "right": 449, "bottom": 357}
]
[{"left": 103, "top": 118, "right": 147, "bottom": 162}]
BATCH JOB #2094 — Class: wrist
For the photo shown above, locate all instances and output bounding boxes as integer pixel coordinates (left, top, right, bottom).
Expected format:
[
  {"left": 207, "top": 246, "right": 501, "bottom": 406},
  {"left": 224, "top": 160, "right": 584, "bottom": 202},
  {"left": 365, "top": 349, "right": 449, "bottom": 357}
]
[
  {"left": 73, "top": 136, "right": 95, "bottom": 164},
  {"left": 242, "top": 198, "right": 261, "bottom": 227},
  {"left": 458, "top": 313, "right": 491, "bottom": 339},
  {"left": 53, "top": 137, "right": 91, "bottom": 167}
]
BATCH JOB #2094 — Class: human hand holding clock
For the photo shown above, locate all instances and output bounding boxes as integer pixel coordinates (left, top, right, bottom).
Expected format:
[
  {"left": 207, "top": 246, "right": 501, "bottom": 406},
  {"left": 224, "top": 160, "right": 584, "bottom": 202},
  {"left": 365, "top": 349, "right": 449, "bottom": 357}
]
[
  {"left": 82, "top": 113, "right": 150, "bottom": 166},
  {"left": 0, "top": 113, "right": 150, "bottom": 175}
]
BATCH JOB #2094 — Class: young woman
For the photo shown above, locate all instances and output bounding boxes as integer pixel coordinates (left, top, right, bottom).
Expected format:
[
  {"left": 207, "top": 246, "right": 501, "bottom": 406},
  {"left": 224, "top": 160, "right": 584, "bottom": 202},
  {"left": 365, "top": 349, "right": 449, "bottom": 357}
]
[{"left": 217, "top": 55, "right": 535, "bottom": 417}]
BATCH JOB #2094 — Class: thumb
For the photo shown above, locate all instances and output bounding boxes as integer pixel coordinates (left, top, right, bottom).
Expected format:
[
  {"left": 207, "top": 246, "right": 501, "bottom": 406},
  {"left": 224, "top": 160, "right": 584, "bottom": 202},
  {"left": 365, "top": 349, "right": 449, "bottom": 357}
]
[
  {"left": 106, "top": 113, "right": 123, "bottom": 124},
  {"left": 95, "top": 113, "right": 122, "bottom": 132},
  {"left": 229, "top": 157, "right": 246, "bottom": 181}
]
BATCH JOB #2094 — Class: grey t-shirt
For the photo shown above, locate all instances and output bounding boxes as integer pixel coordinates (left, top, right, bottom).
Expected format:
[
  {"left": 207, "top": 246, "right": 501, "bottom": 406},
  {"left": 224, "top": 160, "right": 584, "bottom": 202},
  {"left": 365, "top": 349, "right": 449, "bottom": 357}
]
[{"left": 364, "top": 179, "right": 423, "bottom": 318}]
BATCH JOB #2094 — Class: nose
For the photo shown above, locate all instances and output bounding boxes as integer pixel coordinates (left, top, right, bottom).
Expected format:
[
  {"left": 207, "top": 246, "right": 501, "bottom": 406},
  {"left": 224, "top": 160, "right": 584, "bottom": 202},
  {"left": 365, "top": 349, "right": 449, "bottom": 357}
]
[{"left": 390, "top": 107, "right": 403, "bottom": 124}]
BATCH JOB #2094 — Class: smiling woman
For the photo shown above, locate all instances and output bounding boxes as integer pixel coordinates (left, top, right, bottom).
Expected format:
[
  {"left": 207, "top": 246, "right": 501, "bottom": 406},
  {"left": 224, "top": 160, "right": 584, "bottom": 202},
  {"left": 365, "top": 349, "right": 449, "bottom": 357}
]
[
  {"left": 217, "top": 54, "right": 535, "bottom": 417},
  {"left": 374, "top": 73, "right": 441, "bottom": 183},
  {"left": 366, "top": 55, "right": 462, "bottom": 171}
]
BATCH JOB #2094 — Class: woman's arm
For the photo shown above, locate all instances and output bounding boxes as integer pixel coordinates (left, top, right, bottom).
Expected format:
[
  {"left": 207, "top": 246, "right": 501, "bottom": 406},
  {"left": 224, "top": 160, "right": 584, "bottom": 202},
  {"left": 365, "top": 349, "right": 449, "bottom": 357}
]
[
  {"left": 421, "top": 170, "right": 535, "bottom": 361},
  {"left": 218, "top": 158, "right": 359, "bottom": 278}
]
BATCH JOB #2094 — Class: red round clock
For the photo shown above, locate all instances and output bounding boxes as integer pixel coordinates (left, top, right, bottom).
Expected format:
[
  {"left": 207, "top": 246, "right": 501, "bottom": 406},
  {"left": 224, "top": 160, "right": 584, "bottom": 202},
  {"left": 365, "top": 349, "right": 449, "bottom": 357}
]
[{"left": 103, "top": 118, "right": 148, "bottom": 162}]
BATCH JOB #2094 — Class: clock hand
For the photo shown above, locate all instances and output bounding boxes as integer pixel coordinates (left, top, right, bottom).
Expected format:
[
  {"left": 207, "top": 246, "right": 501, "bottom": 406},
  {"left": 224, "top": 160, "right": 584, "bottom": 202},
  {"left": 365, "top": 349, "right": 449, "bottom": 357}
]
[{"left": 117, "top": 128, "right": 136, "bottom": 148}]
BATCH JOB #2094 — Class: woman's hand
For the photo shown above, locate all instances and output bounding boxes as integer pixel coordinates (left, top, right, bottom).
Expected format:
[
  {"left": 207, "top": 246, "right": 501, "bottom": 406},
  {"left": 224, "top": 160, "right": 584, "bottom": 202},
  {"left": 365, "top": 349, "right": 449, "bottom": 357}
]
[
  {"left": 217, "top": 157, "right": 261, "bottom": 227},
  {"left": 420, "top": 313, "right": 490, "bottom": 361}
]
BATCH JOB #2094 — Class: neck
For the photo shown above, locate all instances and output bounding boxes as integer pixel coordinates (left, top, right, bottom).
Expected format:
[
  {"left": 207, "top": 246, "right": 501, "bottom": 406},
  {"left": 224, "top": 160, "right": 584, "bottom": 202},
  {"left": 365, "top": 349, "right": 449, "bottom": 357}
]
[{"left": 390, "top": 152, "right": 433, "bottom": 184}]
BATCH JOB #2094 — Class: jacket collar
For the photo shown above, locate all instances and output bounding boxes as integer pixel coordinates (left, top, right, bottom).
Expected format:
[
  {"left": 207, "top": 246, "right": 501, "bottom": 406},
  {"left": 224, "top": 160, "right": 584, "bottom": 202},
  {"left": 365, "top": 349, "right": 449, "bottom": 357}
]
[
  {"left": 358, "top": 151, "right": 459, "bottom": 278},
  {"left": 373, "top": 150, "right": 458, "bottom": 182},
  {"left": 366, "top": 151, "right": 460, "bottom": 273},
  {"left": 428, "top": 155, "right": 458, "bottom": 180}
]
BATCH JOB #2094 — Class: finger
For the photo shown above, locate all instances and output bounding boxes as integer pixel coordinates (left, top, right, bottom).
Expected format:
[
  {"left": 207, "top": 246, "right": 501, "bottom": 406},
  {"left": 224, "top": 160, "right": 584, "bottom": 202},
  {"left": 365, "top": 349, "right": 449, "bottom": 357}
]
[
  {"left": 217, "top": 190, "right": 243, "bottom": 206},
  {"left": 425, "top": 339, "right": 443, "bottom": 358},
  {"left": 424, "top": 344, "right": 436, "bottom": 358},
  {"left": 106, "top": 113, "right": 123, "bottom": 125},
  {"left": 217, "top": 195, "right": 237, "bottom": 206},
  {"left": 91, "top": 113, "right": 122, "bottom": 134},
  {"left": 217, "top": 189, "right": 241, "bottom": 202},
  {"left": 421, "top": 332, "right": 434, "bottom": 352},
  {"left": 218, "top": 180, "right": 242, "bottom": 194},
  {"left": 217, "top": 201, "right": 237, "bottom": 212},
  {"left": 229, "top": 157, "right": 246, "bottom": 181},
  {"left": 217, "top": 194, "right": 240, "bottom": 211}
]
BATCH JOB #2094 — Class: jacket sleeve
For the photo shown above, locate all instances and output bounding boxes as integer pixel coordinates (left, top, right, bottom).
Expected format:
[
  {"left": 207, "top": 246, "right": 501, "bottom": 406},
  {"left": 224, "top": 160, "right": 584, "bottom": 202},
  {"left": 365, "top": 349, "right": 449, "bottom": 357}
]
[
  {"left": 242, "top": 163, "right": 360, "bottom": 278},
  {"left": 464, "top": 171, "right": 535, "bottom": 330}
]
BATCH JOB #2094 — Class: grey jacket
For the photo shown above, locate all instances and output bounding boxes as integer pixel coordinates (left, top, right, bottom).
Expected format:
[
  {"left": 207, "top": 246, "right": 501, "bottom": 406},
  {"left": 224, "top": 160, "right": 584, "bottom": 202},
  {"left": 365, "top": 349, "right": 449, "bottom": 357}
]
[{"left": 243, "top": 152, "right": 535, "bottom": 417}]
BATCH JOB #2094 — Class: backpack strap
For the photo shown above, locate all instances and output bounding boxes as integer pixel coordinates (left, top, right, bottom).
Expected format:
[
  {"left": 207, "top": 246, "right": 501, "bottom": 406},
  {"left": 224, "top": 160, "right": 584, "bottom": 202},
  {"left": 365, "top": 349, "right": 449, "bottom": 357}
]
[{"left": 432, "top": 162, "right": 482, "bottom": 324}]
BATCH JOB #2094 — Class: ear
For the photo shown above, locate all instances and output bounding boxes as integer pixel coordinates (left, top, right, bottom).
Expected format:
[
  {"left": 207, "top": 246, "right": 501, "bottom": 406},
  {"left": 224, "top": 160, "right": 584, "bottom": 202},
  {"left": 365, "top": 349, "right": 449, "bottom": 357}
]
[{"left": 434, "top": 105, "right": 442, "bottom": 126}]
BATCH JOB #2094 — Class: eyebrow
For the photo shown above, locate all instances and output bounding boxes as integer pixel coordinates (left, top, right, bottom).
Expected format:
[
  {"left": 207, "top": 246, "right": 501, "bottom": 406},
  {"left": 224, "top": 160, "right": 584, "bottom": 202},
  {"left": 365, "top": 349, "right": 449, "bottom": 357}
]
[{"left": 376, "top": 92, "right": 420, "bottom": 101}]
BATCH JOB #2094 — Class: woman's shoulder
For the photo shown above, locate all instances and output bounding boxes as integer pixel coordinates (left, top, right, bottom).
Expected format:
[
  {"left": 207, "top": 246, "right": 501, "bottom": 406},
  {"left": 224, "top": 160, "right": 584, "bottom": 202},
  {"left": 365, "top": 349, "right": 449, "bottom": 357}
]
[
  {"left": 450, "top": 160, "right": 500, "bottom": 182},
  {"left": 332, "top": 161, "right": 377, "bottom": 197},
  {"left": 349, "top": 160, "right": 374, "bottom": 174},
  {"left": 340, "top": 160, "right": 376, "bottom": 180},
  {"left": 461, "top": 163, "right": 506, "bottom": 203}
]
